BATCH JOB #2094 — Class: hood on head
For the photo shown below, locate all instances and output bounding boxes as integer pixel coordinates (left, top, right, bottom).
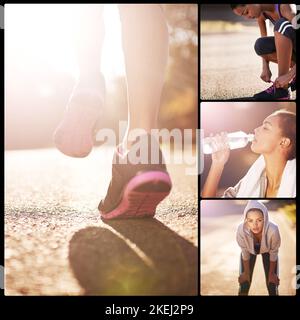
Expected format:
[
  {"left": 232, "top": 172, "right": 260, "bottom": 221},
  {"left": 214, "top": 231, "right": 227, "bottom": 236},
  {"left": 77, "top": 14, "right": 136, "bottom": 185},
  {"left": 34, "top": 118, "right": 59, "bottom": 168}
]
[{"left": 243, "top": 200, "right": 269, "bottom": 234}]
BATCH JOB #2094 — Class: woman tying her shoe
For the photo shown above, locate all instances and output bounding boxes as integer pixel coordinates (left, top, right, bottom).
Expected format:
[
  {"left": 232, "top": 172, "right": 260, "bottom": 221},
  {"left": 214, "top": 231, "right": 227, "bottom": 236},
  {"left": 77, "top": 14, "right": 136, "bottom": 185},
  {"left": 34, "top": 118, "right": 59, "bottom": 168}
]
[
  {"left": 230, "top": 4, "right": 296, "bottom": 100},
  {"left": 201, "top": 109, "right": 296, "bottom": 198},
  {"left": 53, "top": 5, "right": 172, "bottom": 219}
]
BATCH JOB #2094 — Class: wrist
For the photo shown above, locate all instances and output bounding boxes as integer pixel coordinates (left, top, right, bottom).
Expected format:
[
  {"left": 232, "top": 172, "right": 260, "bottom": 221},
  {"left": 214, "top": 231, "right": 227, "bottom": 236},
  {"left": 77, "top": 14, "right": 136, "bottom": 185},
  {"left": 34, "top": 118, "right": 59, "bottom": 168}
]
[
  {"left": 289, "top": 66, "right": 296, "bottom": 78},
  {"left": 262, "top": 59, "right": 269, "bottom": 67},
  {"left": 268, "top": 271, "right": 275, "bottom": 276},
  {"left": 211, "top": 162, "right": 225, "bottom": 171},
  {"left": 269, "top": 271, "right": 275, "bottom": 274},
  {"left": 262, "top": 65, "right": 270, "bottom": 71}
]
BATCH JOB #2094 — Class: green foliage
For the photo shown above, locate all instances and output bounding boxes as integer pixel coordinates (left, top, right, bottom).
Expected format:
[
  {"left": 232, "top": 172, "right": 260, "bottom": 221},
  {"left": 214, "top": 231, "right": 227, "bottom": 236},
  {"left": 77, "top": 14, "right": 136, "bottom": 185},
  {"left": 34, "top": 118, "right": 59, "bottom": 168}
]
[
  {"left": 281, "top": 204, "right": 296, "bottom": 225},
  {"left": 160, "top": 4, "right": 198, "bottom": 132}
]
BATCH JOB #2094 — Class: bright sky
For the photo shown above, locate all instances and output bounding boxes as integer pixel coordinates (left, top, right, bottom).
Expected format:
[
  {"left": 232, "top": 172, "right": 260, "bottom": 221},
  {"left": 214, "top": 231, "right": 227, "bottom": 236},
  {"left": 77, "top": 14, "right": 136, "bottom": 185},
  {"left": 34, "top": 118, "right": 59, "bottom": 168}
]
[{"left": 5, "top": 4, "right": 125, "bottom": 83}]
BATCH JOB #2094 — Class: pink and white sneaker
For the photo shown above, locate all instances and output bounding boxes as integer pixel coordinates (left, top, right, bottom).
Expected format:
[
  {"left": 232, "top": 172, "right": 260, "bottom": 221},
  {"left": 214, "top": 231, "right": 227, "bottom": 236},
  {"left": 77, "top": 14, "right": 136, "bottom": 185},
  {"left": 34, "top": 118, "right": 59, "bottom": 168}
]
[
  {"left": 53, "top": 75, "right": 105, "bottom": 157},
  {"left": 253, "top": 84, "right": 290, "bottom": 100},
  {"left": 99, "top": 134, "right": 172, "bottom": 220}
]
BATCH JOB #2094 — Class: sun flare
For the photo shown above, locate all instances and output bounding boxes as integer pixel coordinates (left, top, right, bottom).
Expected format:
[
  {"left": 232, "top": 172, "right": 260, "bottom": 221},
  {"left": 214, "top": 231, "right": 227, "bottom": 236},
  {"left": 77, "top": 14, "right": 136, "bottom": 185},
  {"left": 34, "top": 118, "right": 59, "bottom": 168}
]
[{"left": 5, "top": 4, "right": 125, "bottom": 81}]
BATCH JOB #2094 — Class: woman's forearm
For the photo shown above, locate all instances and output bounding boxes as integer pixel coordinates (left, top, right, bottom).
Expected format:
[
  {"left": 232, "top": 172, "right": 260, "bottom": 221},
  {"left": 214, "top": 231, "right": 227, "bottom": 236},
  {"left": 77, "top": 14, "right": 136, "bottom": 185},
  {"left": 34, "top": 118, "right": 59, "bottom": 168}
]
[
  {"left": 201, "top": 163, "right": 224, "bottom": 197},
  {"left": 242, "top": 258, "right": 250, "bottom": 275},
  {"left": 257, "top": 16, "right": 268, "bottom": 37},
  {"left": 262, "top": 58, "right": 270, "bottom": 69},
  {"left": 269, "top": 260, "right": 277, "bottom": 275},
  {"left": 257, "top": 17, "right": 270, "bottom": 71}
]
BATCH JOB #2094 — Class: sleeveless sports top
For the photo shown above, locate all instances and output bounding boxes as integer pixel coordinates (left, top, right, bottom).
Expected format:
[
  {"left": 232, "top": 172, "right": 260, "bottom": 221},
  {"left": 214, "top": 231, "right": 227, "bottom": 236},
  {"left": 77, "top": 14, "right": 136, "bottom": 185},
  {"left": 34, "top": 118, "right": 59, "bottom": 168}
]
[{"left": 263, "top": 4, "right": 283, "bottom": 24}]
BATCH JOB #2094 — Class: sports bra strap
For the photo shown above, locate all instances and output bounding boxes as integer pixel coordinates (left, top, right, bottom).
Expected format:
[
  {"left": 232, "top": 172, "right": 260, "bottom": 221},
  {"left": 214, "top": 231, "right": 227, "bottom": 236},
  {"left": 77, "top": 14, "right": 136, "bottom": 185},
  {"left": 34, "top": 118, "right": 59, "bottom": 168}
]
[{"left": 275, "top": 4, "right": 283, "bottom": 18}]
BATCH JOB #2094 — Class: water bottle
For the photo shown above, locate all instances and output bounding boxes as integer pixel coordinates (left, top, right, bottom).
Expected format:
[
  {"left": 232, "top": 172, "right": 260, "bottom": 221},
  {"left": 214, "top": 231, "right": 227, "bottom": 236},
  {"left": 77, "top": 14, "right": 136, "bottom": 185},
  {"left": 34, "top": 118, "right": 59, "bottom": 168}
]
[{"left": 202, "top": 131, "right": 254, "bottom": 154}]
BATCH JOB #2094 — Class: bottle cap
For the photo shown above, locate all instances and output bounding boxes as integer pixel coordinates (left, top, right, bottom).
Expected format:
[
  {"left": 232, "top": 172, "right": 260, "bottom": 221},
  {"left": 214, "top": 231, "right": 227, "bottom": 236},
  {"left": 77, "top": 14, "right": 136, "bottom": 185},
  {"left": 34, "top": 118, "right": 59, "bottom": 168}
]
[{"left": 248, "top": 134, "right": 254, "bottom": 142}]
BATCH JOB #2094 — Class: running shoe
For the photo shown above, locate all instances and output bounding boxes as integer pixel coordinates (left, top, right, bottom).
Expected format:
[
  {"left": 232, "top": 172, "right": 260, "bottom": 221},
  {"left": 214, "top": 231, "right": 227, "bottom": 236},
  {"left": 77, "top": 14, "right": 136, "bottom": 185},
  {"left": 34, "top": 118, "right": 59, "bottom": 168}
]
[
  {"left": 253, "top": 84, "right": 290, "bottom": 100},
  {"left": 99, "top": 134, "right": 172, "bottom": 220},
  {"left": 53, "top": 74, "right": 105, "bottom": 157}
]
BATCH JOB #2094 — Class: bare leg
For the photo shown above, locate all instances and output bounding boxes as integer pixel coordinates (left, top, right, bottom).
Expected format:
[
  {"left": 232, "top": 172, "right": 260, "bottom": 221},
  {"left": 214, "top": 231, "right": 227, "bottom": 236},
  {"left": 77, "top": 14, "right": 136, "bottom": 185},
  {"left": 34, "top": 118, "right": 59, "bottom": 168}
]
[
  {"left": 261, "top": 52, "right": 278, "bottom": 64},
  {"left": 72, "top": 5, "right": 105, "bottom": 81},
  {"left": 274, "top": 31, "right": 293, "bottom": 88},
  {"left": 261, "top": 52, "right": 294, "bottom": 67},
  {"left": 98, "top": 5, "right": 172, "bottom": 220},
  {"left": 54, "top": 5, "right": 105, "bottom": 157},
  {"left": 118, "top": 4, "right": 169, "bottom": 148}
]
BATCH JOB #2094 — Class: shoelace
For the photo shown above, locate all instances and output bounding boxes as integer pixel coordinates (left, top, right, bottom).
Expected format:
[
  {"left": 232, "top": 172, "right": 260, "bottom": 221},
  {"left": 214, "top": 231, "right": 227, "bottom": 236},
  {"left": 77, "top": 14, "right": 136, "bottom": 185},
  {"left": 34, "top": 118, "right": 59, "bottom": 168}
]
[
  {"left": 290, "top": 77, "right": 296, "bottom": 85},
  {"left": 265, "top": 83, "right": 276, "bottom": 94}
]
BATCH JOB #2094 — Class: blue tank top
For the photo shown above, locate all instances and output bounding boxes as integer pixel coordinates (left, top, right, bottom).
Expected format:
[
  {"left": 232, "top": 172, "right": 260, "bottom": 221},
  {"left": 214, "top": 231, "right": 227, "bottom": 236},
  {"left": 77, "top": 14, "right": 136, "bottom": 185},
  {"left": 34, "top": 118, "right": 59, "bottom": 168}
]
[{"left": 263, "top": 4, "right": 283, "bottom": 24}]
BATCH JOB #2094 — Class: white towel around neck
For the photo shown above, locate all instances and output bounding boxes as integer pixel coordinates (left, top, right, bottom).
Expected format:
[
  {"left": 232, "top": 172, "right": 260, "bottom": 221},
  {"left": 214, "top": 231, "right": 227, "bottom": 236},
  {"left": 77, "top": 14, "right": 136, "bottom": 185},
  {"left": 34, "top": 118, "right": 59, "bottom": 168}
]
[{"left": 236, "top": 155, "right": 296, "bottom": 197}]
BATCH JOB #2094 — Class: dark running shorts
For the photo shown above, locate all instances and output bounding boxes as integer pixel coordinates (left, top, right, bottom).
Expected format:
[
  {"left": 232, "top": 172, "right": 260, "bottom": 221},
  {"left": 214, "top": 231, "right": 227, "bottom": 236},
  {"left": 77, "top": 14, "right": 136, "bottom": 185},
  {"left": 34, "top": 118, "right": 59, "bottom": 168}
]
[{"left": 254, "top": 18, "right": 296, "bottom": 62}]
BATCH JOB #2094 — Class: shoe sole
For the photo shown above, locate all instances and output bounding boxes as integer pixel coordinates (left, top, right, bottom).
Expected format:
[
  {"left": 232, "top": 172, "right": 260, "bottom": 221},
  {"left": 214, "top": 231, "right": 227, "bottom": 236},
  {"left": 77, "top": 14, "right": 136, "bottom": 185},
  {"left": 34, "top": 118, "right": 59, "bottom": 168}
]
[
  {"left": 54, "top": 90, "right": 103, "bottom": 158},
  {"left": 100, "top": 171, "right": 172, "bottom": 220},
  {"left": 54, "top": 128, "right": 94, "bottom": 158},
  {"left": 253, "top": 97, "right": 290, "bottom": 101}
]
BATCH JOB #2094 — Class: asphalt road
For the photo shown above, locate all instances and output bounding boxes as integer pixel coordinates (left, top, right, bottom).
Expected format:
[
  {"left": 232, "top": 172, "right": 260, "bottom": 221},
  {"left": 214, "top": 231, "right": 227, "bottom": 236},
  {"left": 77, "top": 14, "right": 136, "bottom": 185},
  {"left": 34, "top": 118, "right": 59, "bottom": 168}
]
[
  {"left": 201, "top": 210, "right": 296, "bottom": 296},
  {"left": 201, "top": 27, "right": 297, "bottom": 100},
  {"left": 5, "top": 147, "right": 198, "bottom": 295}
]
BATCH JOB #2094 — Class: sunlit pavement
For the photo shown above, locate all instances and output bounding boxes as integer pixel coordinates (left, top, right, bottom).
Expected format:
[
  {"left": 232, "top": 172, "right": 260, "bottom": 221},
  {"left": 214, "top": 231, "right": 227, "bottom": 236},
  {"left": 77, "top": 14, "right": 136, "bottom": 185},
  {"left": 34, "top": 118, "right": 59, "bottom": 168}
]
[
  {"left": 5, "top": 147, "right": 198, "bottom": 295},
  {"left": 201, "top": 211, "right": 296, "bottom": 296},
  {"left": 201, "top": 27, "right": 297, "bottom": 100}
]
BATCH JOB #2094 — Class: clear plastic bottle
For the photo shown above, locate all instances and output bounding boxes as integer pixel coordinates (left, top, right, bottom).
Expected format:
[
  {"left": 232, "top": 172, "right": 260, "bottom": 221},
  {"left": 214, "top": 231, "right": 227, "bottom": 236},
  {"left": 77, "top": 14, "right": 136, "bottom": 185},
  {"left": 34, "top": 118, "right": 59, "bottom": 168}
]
[{"left": 202, "top": 131, "right": 254, "bottom": 154}]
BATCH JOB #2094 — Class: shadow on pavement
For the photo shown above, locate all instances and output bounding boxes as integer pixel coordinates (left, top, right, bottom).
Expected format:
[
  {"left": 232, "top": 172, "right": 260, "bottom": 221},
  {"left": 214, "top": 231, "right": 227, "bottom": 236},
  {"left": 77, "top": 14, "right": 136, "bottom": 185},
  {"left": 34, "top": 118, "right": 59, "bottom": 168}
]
[{"left": 68, "top": 218, "right": 198, "bottom": 295}]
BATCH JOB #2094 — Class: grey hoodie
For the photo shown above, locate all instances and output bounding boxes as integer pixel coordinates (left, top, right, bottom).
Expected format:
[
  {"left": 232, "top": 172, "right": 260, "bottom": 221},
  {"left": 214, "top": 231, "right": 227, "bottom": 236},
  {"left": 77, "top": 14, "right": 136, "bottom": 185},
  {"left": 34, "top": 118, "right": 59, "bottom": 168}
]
[{"left": 236, "top": 200, "right": 281, "bottom": 262}]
